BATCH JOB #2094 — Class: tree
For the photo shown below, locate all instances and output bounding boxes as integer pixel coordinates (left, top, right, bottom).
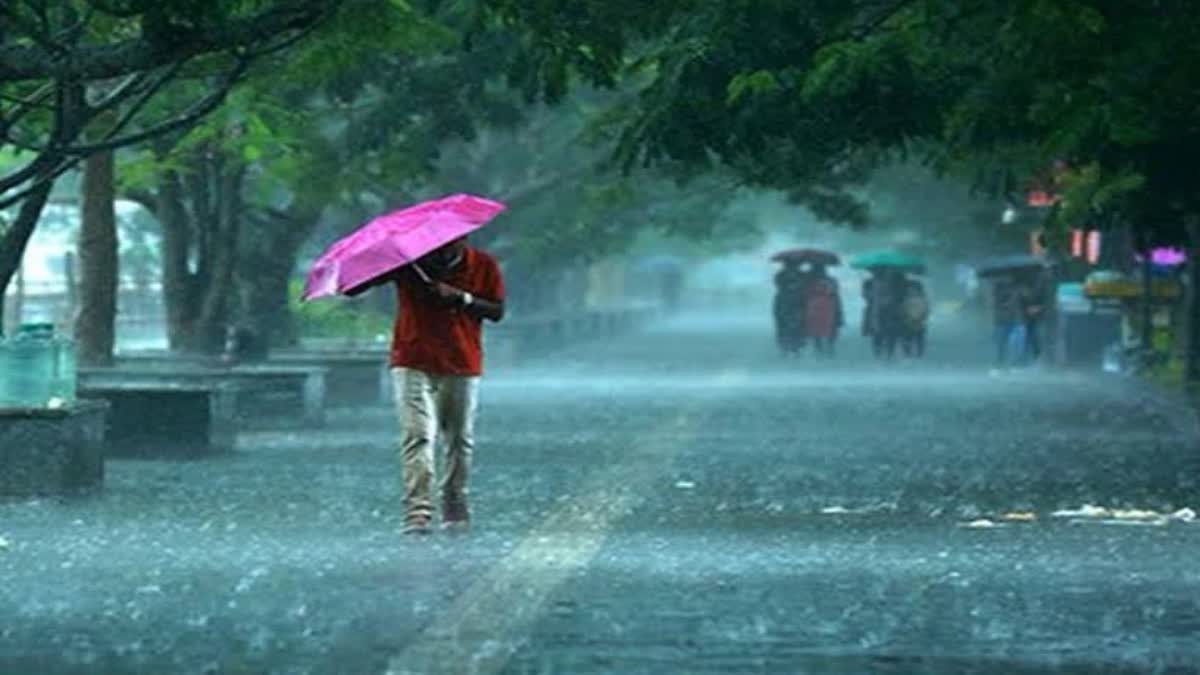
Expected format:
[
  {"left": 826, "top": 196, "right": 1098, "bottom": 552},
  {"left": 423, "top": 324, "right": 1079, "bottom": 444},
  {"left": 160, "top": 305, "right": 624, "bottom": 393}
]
[
  {"left": 481, "top": 0, "right": 924, "bottom": 223},
  {"left": 123, "top": 1, "right": 521, "bottom": 353},
  {"left": 421, "top": 89, "right": 753, "bottom": 314},
  {"left": 0, "top": 0, "right": 339, "bottom": 336},
  {"left": 798, "top": 1, "right": 1200, "bottom": 375},
  {"left": 0, "top": 1, "right": 339, "bottom": 205},
  {"left": 489, "top": 0, "right": 1200, "bottom": 378}
]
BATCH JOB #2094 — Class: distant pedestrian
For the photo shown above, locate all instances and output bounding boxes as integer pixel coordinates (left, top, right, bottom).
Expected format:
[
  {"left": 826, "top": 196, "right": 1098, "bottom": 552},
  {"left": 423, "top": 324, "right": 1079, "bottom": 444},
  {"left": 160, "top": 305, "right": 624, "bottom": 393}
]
[
  {"left": 773, "top": 260, "right": 808, "bottom": 356},
  {"left": 804, "top": 264, "right": 843, "bottom": 357},
  {"left": 991, "top": 278, "right": 1026, "bottom": 373},
  {"left": 864, "top": 270, "right": 904, "bottom": 359},
  {"left": 900, "top": 278, "right": 930, "bottom": 358},
  {"left": 349, "top": 236, "right": 505, "bottom": 534},
  {"left": 1022, "top": 268, "right": 1052, "bottom": 364}
]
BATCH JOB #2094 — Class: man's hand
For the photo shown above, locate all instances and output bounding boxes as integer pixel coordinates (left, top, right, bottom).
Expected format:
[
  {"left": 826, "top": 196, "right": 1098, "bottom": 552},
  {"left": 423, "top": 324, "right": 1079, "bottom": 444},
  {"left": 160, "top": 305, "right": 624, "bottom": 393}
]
[
  {"left": 429, "top": 281, "right": 504, "bottom": 321},
  {"left": 433, "top": 282, "right": 466, "bottom": 304}
]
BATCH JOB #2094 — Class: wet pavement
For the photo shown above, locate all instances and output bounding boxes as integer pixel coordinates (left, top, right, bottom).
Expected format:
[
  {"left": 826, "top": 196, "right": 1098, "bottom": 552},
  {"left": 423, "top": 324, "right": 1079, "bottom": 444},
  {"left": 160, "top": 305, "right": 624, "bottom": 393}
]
[{"left": 2, "top": 310, "right": 1199, "bottom": 674}]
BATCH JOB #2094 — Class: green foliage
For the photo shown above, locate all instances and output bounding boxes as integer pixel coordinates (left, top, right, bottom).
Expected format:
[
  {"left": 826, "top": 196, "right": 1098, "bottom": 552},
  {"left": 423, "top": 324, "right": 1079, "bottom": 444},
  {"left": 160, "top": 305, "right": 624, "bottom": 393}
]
[
  {"left": 1051, "top": 163, "right": 1146, "bottom": 230},
  {"left": 486, "top": 0, "right": 1200, "bottom": 251},
  {"left": 417, "top": 87, "right": 756, "bottom": 273},
  {"left": 726, "top": 70, "right": 780, "bottom": 104},
  {"left": 288, "top": 281, "right": 392, "bottom": 339}
]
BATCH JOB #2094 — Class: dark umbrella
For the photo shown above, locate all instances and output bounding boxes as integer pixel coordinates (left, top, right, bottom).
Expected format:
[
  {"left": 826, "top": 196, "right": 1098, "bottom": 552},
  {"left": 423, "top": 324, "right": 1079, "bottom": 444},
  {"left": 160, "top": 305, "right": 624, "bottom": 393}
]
[
  {"left": 770, "top": 248, "right": 840, "bottom": 266},
  {"left": 974, "top": 254, "right": 1050, "bottom": 278}
]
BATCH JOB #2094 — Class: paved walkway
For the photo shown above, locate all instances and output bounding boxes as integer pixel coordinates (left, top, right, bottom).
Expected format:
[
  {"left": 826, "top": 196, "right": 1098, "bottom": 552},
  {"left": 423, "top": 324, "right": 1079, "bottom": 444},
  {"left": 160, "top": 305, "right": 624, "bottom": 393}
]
[{"left": 2, "top": 311, "right": 1198, "bottom": 674}]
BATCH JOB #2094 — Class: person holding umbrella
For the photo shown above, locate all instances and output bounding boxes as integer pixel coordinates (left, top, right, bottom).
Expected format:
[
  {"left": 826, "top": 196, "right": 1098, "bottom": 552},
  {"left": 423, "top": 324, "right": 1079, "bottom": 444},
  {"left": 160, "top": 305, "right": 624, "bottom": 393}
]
[
  {"left": 770, "top": 249, "right": 840, "bottom": 357},
  {"left": 772, "top": 259, "right": 808, "bottom": 356},
  {"left": 803, "top": 262, "right": 844, "bottom": 357},
  {"left": 974, "top": 255, "right": 1051, "bottom": 371},
  {"left": 304, "top": 194, "right": 507, "bottom": 535},
  {"left": 899, "top": 276, "right": 931, "bottom": 358},
  {"left": 850, "top": 252, "right": 926, "bottom": 360}
]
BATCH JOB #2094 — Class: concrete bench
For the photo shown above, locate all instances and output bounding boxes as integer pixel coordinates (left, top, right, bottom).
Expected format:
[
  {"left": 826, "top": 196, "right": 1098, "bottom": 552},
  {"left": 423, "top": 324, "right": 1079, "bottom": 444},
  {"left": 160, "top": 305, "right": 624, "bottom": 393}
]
[
  {"left": 119, "top": 349, "right": 375, "bottom": 410},
  {"left": 78, "top": 378, "right": 239, "bottom": 457},
  {"left": 0, "top": 401, "right": 108, "bottom": 497},
  {"left": 268, "top": 350, "right": 390, "bottom": 407},
  {"left": 228, "top": 364, "right": 328, "bottom": 428},
  {"left": 99, "top": 361, "right": 329, "bottom": 428}
]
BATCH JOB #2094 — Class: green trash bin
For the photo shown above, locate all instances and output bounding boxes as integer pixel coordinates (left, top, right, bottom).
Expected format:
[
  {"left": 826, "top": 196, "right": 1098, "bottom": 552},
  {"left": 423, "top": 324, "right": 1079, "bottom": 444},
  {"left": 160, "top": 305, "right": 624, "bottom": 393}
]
[{"left": 0, "top": 323, "right": 76, "bottom": 408}]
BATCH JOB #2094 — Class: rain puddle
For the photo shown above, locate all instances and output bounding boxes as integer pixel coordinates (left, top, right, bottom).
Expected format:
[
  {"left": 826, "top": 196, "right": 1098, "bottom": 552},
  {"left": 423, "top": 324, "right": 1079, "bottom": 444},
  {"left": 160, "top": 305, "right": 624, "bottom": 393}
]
[
  {"left": 1051, "top": 505, "right": 1196, "bottom": 527},
  {"left": 814, "top": 504, "right": 1198, "bottom": 529}
]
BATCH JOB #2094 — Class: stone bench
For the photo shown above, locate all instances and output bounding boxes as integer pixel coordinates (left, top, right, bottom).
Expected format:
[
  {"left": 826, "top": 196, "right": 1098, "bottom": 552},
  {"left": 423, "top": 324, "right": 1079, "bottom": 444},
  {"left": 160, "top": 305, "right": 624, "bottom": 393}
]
[
  {"left": 119, "top": 349, "right": 378, "bottom": 410},
  {"left": 77, "top": 379, "right": 240, "bottom": 458},
  {"left": 0, "top": 401, "right": 108, "bottom": 497},
  {"left": 268, "top": 350, "right": 390, "bottom": 407},
  {"left": 98, "top": 362, "right": 329, "bottom": 428},
  {"left": 227, "top": 364, "right": 328, "bottom": 428}
]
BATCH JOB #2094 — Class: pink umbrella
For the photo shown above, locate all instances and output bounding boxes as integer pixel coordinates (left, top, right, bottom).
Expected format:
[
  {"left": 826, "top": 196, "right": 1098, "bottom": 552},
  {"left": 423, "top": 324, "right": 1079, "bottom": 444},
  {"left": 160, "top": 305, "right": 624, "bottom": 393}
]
[{"left": 302, "top": 193, "right": 506, "bottom": 301}]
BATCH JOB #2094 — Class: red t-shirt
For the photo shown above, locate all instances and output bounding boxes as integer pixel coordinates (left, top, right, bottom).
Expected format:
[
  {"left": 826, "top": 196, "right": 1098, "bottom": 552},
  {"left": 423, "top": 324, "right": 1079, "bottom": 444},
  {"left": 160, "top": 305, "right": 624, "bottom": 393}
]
[{"left": 389, "top": 247, "right": 505, "bottom": 376}]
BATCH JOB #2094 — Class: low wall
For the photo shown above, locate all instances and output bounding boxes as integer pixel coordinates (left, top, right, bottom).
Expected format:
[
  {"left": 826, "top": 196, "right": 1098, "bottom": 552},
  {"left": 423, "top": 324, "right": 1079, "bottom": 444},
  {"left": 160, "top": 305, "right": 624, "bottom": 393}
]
[{"left": 0, "top": 401, "right": 108, "bottom": 497}]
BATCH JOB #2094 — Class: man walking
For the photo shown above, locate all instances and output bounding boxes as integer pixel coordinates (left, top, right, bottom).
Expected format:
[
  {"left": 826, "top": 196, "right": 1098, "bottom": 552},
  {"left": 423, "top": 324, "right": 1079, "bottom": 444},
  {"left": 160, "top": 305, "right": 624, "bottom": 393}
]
[
  {"left": 350, "top": 236, "right": 505, "bottom": 534},
  {"left": 990, "top": 277, "right": 1025, "bottom": 373}
]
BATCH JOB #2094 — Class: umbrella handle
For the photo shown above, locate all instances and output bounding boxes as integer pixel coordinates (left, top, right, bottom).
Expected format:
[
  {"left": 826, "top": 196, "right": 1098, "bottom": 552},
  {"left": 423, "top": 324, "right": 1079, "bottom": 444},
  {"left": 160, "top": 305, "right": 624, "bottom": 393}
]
[{"left": 411, "top": 263, "right": 433, "bottom": 285}]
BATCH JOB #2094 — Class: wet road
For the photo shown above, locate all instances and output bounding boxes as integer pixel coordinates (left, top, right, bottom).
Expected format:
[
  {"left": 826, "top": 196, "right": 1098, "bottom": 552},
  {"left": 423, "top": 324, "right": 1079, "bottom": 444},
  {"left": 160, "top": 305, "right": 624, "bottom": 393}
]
[{"left": 2, "top": 311, "right": 1199, "bottom": 674}]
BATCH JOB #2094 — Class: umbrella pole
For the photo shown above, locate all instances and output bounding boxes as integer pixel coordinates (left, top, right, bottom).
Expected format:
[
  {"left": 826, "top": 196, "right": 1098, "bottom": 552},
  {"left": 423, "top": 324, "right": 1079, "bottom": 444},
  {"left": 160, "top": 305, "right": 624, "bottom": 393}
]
[{"left": 411, "top": 263, "right": 434, "bottom": 285}]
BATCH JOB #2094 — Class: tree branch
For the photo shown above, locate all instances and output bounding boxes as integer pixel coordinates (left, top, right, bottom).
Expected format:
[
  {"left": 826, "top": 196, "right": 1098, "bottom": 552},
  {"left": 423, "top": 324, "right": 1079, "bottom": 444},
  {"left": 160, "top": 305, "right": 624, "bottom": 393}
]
[
  {"left": 0, "top": 82, "right": 54, "bottom": 141},
  {"left": 0, "top": 3, "right": 66, "bottom": 58},
  {"left": 85, "top": 71, "right": 150, "bottom": 110},
  {"left": 42, "top": 56, "right": 248, "bottom": 155},
  {"left": 0, "top": 2, "right": 337, "bottom": 83},
  {"left": 848, "top": 0, "right": 919, "bottom": 40},
  {"left": 0, "top": 78, "right": 81, "bottom": 196},
  {"left": 0, "top": 172, "right": 54, "bottom": 302},
  {"left": 0, "top": 84, "right": 55, "bottom": 109},
  {"left": 0, "top": 155, "right": 75, "bottom": 210},
  {"left": 123, "top": 187, "right": 158, "bottom": 215}
]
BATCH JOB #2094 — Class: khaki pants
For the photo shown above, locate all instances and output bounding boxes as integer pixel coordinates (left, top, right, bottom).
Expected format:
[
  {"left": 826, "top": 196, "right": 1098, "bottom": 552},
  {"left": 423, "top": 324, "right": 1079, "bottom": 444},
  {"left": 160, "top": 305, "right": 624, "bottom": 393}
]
[{"left": 391, "top": 368, "right": 479, "bottom": 523}]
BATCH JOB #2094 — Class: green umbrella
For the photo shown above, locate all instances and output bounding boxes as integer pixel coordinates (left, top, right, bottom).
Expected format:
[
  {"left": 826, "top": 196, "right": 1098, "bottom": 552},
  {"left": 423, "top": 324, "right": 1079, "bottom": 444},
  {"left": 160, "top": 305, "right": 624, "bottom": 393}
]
[{"left": 849, "top": 251, "right": 926, "bottom": 272}]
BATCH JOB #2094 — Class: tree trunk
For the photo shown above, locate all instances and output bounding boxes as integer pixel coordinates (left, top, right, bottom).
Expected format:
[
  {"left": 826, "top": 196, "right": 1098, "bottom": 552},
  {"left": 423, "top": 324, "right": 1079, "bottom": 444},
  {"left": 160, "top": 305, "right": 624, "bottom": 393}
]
[
  {"left": 236, "top": 206, "right": 322, "bottom": 352},
  {"left": 76, "top": 150, "right": 119, "bottom": 366},
  {"left": 1186, "top": 221, "right": 1200, "bottom": 384},
  {"left": 154, "top": 152, "right": 246, "bottom": 355},
  {"left": 64, "top": 251, "right": 78, "bottom": 322},
  {"left": 193, "top": 163, "right": 244, "bottom": 354},
  {"left": 157, "top": 168, "right": 196, "bottom": 351},
  {"left": 239, "top": 241, "right": 302, "bottom": 350},
  {"left": 0, "top": 179, "right": 54, "bottom": 337}
]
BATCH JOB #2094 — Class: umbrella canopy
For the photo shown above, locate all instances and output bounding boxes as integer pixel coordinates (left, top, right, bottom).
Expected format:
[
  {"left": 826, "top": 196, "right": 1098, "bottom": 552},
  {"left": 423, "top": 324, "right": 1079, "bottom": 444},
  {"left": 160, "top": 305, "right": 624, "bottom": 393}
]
[
  {"left": 302, "top": 193, "right": 506, "bottom": 301},
  {"left": 849, "top": 251, "right": 926, "bottom": 273},
  {"left": 770, "top": 248, "right": 840, "bottom": 266},
  {"left": 974, "top": 254, "right": 1049, "bottom": 278}
]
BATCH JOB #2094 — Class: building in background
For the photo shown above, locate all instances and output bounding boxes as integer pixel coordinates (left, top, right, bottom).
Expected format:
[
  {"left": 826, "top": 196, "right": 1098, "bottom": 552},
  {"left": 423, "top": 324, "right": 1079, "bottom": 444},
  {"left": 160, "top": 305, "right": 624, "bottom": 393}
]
[{"left": 2, "top": 200, "right": 165, "bottom": 348}]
